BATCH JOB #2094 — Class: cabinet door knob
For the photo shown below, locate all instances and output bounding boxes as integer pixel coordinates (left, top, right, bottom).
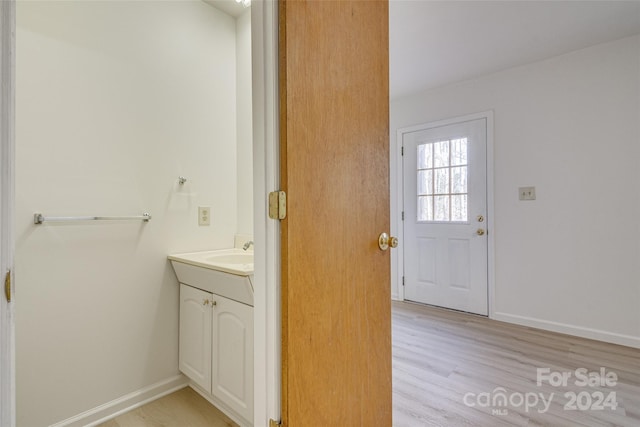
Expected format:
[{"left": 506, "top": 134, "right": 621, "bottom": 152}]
[
  {"left": 203, "top": 299, "right": 210, "bottom": 306},
  {"left": 211, "top": 300, "right": 217, "bottom": 306}
]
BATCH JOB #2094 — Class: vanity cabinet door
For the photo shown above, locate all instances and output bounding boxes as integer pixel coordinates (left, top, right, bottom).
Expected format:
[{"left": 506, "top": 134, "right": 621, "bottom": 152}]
[
  {"left": 211, "top": 295, "right": 254, "bottom": 422},
  {"left": 179, "top": 283, "right": 212, "bottom": 393}
]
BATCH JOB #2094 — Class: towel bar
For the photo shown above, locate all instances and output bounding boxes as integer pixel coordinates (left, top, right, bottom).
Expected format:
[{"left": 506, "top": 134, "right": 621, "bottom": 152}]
[{"left": 34, "top": 213, "right": 152, "bottom": 224}]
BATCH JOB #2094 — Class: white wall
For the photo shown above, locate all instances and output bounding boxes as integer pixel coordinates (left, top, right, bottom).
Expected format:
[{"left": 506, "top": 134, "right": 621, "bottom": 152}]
[
  {"left": 391, "top": 35, "right": 640, "bottom": 348},
  {"left": 16, "top": 1, "right": 238, "bottom": 425},
  {"left": 237, "top": 9, "right": 254, "bottom": 236}
]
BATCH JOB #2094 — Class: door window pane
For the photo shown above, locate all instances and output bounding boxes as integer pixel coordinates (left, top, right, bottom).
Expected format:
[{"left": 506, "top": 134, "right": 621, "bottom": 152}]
[
  {"left": 416, "top": 138, "right": 468, "bottom": 222},
  {"left": 417, "top": 170, "right": 433, "bottom": 195},
  {"left": 434, "top": 195, "right": 450, "bottom": 221},
  {"left": 417, "top": 143, "right": 432, "bottom": 169},
  {"left": 451, "top": 166, "right": 467, "bottom": 194},
  {"left": 451, "top": 195, "right": 467, "bottom": 221},
  {"left": 418, "top": 196, "right": 433, "bottom": 221},
  {"left": 433, "top": 140, "right": 449, "bottom": 167},
  {"left": 451, "top": 138, "right": 467, "bottom": 166},
  {"left": 434, "top": 168, "right": 449, "bottom": 194}
]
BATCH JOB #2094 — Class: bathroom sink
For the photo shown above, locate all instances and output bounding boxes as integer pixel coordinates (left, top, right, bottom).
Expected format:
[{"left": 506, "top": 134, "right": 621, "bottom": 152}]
[
  {"left": 205, "top": 253, "right": 253, "bottom": 266},
  {"left": 168, "top": 249, "right": 254, "bottom": 306},
  {"left": 168, "top": 249, "right": 253, "bottom": 276}
]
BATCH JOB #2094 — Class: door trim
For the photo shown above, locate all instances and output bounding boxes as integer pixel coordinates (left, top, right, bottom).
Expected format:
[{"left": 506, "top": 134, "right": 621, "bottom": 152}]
[
  {"left": 392, "top": 111, "right": 495, "bottom": 317},
  {"left": 251, "top": 0, "right": 281, "bottom": 426},
  {"left": 2, "top": 2, "right": 279, "bottom": 425},
  {"left": 0, "top": 0, "right": 16, "bottom": 425}
]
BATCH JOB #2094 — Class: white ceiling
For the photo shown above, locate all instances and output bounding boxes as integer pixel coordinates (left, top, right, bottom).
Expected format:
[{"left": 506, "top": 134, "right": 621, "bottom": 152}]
[{"left": 389, "top": 0, "right": 640, "bottom": 100}]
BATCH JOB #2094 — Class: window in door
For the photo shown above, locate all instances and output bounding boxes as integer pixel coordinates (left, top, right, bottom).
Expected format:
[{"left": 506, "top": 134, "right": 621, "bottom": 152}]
[{"left": 417, "top": 138, "right": 468, "bottom": 222}]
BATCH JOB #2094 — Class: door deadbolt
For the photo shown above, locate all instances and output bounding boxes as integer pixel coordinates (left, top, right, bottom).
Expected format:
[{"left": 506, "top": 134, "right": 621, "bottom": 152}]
[
  {"left": 477, "top": 215, "right": 484, "bottom": 222},
  {"left": 379, "top": 232, "right": 398, "bottom": 251}
]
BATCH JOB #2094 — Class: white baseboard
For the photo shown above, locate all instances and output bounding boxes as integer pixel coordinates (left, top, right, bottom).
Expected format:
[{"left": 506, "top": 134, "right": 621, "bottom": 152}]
[
  {"left": 49, "top": 375, "right": 189, "bottom": 427},
  {"left": 492, "top": 311, "right": 640, "bottom": 349}
]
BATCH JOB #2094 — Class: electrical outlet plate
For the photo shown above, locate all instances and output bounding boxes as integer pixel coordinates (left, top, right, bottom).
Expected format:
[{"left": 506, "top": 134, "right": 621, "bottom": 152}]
[
  {"left": 198, "top": 206, "right": 211, "bottom": 226},
  {"left": 519, "top": 186, "right": 536, "bottom": 201}
]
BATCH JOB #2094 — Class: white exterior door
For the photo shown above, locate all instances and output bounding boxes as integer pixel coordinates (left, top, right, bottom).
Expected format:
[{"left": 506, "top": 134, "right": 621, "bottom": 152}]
[{"left": 403, "top": 117, "right": 488, "bottom": 315}]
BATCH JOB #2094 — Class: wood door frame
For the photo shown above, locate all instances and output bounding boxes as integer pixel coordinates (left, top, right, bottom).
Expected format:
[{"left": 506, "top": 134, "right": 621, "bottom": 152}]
[
  {"left": 0, "top": 0, "right": 16, "bottom": 426},
  {"left": 392, "top": 111, "right": 496, "bottom": 317}
]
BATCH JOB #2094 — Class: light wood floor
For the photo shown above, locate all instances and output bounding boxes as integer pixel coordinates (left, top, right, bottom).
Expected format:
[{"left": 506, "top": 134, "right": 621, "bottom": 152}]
[
  {"left": 393, "top": 301, "right": 640, "bottom": 427},
  {"left": 99, "top": 387, "right": 238, "bottom": 427},
  {"left": 102, "top": 302, "right": 640, "bottom": 426}
]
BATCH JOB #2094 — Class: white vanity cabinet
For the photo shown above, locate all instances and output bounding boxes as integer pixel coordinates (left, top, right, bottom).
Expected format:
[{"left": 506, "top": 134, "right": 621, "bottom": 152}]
[
  {"left": 179, "top": 284, "right": 213, "bottom": 392},
  {"left": 211, "top": 293, "right": 254, "bottom": 421},
  {"left": 179, "top": 283, "right": 254, "bottom": 426}
]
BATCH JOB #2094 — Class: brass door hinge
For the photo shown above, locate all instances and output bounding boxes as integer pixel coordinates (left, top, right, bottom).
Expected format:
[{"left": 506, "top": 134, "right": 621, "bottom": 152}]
[
  {"left": 268, "top": 191, "right": 287, "bottom": 220},
  {"left": 269, "top": 419, "right": 281, "bottom": 427},
  {"left": 4, "top": 270, "right": 11, "bottom": 303}
]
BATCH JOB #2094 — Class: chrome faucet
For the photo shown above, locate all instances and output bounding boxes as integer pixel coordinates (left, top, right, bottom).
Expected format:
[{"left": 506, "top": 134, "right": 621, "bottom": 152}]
[{"left": 242, "top": 241, "right": 254, "bottom": 251}]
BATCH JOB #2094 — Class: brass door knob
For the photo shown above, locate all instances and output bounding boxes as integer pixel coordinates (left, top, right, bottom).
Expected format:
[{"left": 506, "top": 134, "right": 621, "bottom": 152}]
[
  {"left": 379, "top": 233, "right": 399, "bottom": 251},
  {"left": 476, "top": 228, "right": 486, "bottom": 236}
]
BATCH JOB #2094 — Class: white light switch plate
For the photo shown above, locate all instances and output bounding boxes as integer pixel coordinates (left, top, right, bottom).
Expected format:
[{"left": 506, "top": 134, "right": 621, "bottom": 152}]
[{"left": 519, "top": 187, "right": 536, "bottom": 201}]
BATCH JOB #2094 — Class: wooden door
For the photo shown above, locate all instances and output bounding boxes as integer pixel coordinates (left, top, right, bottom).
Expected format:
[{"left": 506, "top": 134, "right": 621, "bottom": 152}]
[{"left": 279, "top": 1, "right": 391, "bottom": 426}]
